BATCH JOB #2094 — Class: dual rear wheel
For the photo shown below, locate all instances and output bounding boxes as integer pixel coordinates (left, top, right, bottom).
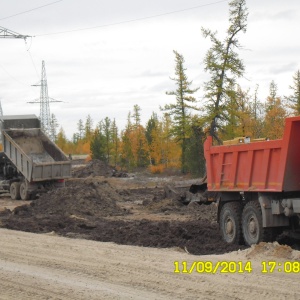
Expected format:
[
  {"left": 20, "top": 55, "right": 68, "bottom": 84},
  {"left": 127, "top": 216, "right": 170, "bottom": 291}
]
[
  {"left": 10, "top": 182, "right": 30, "bottom": 200},
  {"left": 220, "top": 200, "right": 277, "bottom": 246}
]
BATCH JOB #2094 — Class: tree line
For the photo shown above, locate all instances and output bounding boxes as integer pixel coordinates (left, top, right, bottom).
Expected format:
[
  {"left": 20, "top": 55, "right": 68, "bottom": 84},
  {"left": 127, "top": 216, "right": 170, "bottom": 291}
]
[{"left": 54, "top": 0, "right": 300, "bottom": 175}]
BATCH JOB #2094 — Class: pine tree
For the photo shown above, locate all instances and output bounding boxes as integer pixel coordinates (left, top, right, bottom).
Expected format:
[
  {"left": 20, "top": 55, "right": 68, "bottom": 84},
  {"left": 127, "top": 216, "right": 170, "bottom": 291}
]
[
  {"left": 162, "top": 50, "right": 199, "bottom": 173},
  {"left": 90, "top": 128, "right": 106, "bottom": 160}
]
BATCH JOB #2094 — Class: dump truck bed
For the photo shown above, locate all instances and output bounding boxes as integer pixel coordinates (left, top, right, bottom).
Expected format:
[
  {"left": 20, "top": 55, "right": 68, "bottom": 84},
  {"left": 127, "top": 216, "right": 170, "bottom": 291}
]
[
  {"left": 2, "top": 128, "right": 71, "bottom": 182},
  {"left": 204, "top": 116, "right": 300, "bottom": 192}
]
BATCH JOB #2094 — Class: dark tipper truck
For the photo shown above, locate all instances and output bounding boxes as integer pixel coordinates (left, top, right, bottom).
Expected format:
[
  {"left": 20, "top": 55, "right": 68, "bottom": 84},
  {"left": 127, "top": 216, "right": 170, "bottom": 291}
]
[{"left": 0, "top": 115, "right": 71, "bottom": 200}]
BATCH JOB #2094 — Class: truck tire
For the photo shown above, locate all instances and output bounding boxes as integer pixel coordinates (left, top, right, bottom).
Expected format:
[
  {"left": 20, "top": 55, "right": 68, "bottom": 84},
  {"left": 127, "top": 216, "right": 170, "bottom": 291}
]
[
  {"left": 219, "top": 202, "right": 243, "bottom": 245},
  {"left": 20, "top": 182, "right": 30, "bottom": 200},
  {"left": 10, "top": 182, "right": 21, "bottom": 200},
  {"left": 242, "top": 200, "right": 277, "bottom": 246}
]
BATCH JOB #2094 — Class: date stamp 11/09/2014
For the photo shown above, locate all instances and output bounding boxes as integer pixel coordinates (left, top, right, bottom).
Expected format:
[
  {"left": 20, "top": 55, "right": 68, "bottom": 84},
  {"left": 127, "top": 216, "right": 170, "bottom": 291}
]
[{"left": 174, "top": 261, "right": 300, "bottom": 274}]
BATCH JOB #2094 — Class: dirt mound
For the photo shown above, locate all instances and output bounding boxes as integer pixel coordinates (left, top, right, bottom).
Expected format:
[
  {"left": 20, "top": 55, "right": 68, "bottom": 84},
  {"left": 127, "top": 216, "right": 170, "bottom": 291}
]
[
  {"left": 0, "top": 186, "right": 245, "bottom": 255},
  {"left": 0, "top": 177, "right": 244, "bottom": 256},
  {"left": 12, "top": 179, "right": 127, "bottom": 219},
  {"left": 246, "top": 241, "right": 300, "bottom": 260},
  {"left": 1, "top": 216, "right": 245, "bottom": 255},
  {"left": 72, "top": 159, "right": 115, "bottom": 177}
]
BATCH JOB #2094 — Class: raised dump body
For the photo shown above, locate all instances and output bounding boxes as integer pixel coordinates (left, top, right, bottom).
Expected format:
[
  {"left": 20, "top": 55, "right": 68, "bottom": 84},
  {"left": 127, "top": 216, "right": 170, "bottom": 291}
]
[
  {"left": 204, "top": 116, "right": 300, "bottom": 192},
  {"left": 2, "top": 128, "right": 71, "bottom": 182},
  {"left": 0, "top": 115, "right": 71, "bottom": 200}
]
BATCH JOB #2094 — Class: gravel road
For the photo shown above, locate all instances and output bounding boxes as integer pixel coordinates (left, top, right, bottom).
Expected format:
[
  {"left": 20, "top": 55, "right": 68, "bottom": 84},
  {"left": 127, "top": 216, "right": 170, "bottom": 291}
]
[{"left": 1, "top": 228, "right": 300, "bottom": 300}]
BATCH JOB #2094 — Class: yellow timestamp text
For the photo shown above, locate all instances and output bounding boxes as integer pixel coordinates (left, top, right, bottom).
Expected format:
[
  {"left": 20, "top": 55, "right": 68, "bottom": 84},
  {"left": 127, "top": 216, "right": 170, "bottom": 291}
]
[
  {"left": 174, "top": 261, "right": 253, "bottom": 274},
  {"left": 261, "top": 261, "right": 300, "bottom": 273},
  {"left": 174, "top": 261, "right": 300, "bottom": 274}
]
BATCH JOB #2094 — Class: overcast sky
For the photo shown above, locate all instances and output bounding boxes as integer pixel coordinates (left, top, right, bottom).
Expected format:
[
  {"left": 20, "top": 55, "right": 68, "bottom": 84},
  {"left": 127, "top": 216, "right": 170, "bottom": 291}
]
[{"left": 0, "top": 0, "right": 299, "bottom": 138}]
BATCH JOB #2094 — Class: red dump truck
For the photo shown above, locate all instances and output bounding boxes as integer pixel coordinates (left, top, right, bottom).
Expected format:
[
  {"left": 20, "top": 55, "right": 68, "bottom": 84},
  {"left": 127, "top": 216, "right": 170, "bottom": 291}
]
[{"left": 204, "top": 116, "right": 300, "bottom": 246}]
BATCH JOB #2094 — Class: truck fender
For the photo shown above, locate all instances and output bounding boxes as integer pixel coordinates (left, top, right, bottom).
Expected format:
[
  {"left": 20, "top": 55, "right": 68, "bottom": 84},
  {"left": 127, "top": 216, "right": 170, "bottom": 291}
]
[
  {"left": 258, "top": 193, "right": 289, "bottom": 227},
  {"left": 217, "top": 192, "right": 241, "bottom": 223}
]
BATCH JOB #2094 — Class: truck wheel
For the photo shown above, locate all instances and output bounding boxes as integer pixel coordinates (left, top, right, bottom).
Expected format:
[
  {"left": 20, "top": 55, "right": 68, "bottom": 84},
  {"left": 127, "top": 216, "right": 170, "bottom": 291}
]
[
  {"left": 20, "top": 182, "right": 30, "bottom": 200},
  {"left": 219, "top": 202, "right": 243, "bottom": 245},
  {"left": 10, "top": 182, "right": 21, "bottom": 200},
  {"left": 242, "top": 201, "right": 270, "bottom": 246},
  {"left": 242, "top": 201, "right": 279, "bottom": 246}
]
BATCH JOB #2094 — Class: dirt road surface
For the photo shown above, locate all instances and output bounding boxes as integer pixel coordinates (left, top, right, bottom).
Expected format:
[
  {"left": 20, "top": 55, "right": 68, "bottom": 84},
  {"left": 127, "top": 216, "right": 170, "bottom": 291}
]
[{"left": 1, "top": 228, "right": 300, "bottom": 300}]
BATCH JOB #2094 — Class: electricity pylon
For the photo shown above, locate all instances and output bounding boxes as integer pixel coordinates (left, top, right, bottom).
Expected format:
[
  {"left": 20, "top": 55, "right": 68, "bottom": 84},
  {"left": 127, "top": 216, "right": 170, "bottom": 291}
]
[
  {"left": 28, "top": 61, "right": 61, "bottom": 138},
  {"left": 0, "top": 25, "right": 30, "bottom": 39}
]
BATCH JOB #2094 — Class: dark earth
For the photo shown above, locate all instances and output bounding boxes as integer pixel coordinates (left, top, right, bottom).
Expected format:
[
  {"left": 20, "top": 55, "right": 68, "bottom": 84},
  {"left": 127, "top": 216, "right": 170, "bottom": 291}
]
[{"left": 0, "top": 160, "right": 298, "bottom": 255}]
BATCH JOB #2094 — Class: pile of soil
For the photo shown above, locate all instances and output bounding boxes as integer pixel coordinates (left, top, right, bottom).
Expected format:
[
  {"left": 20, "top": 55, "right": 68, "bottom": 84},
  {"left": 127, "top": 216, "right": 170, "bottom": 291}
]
[
  {"left": 0, "top": 178, "right": 246, "bottom": 255},
  {"left": 11, "top": 179, "right": 127, "bottom": 219},
  {"left": 72, "top": 159, "right": 129, "bottom": 178},
  {"left": 72, "top": 160, "right": 115, "bottom": 177}
]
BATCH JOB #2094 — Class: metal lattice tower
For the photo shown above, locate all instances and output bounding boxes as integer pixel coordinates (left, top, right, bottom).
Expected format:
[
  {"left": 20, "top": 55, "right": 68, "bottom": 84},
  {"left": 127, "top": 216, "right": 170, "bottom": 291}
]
[
  {"left": 28, "top": 61, "right": 61, "bottom": 137},
  {"left": 0, "top": 25, "right": 30, "bottom": 39}
]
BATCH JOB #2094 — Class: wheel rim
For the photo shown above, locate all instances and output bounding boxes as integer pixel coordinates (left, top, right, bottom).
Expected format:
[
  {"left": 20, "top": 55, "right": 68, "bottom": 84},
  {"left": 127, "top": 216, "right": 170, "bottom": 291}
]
[
  {"left": 246, "top": 215, "right": 259, "bottom": 241},
  {"left": 11, "top": 186, "right": 16, "bottom": 196},
  {"left": 20, "top": 183, "right": 28, "bottom": 200},
  {"left": 225, "top": 216, "right": 235, "bottom": 241}
]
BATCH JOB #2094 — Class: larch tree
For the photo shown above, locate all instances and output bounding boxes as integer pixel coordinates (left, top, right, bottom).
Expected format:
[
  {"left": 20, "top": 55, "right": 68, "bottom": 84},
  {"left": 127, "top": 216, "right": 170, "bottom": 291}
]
[
  {"left": 264, "top": 81, "right": 287, "bottom": 139},
  {"left": 120, "top": 112, "right": 134, "bottom": 170},
  {"left": 250, "top": 85, "right": 265, "bottom": 138},
  {"left": 161, "top": 113, "right": 181, "bottom": 169},
  {"left": 49, "top": 113, "right": 59, "bottom": 142},
  {"left": 111, "top": 118, "right": 119, "bottom": 167},
  {"left": 184, "top": 116, "right": 206, "bottom": 176},
  {"left": 202, "top": 0, "right": 248, "bottom": 144},
  {"left": 56, "top": 127, "right": 67, "bottom": 152},
  {"left": 84, "top": 115, "right": 93, "bottom": 141},
  {"left": 145, "top": 112, "right": 158, "bottom": 147},
  {"left": 133, "top": 105, "right": 149, "bottom": 167},
  {"left": 162, "top": 50, "right": 199, "bottom": 173},
  {"left": 101, "top": 117, "right": 112, "bottom": 163},
  {"left": 285, "top": 70, "right": 300, "bottom": 115},
  {"left": 223, "top": 85, "right": 253, "bottom": 140},
  {"left": 77, "top": 119, "right": 84, "bottom": 140},
  {"left": 145, "top": 112, "right": 159, "bottom": 165}
]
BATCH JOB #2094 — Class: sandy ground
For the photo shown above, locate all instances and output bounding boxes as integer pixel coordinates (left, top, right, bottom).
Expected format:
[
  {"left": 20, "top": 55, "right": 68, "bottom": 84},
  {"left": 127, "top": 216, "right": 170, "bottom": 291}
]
[
  {"left": 0, "top": 162, "right": 300, "bottom": 299},
  {"left": 0, "top": 228, "right": 300, "bottom": 300}
]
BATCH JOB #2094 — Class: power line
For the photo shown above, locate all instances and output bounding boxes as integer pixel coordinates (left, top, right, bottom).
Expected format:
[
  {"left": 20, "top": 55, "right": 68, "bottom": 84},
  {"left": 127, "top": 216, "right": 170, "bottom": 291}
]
[
  {"left": 36, "top": 0, "right": 228, "bottom": 37},
  {"left": 0, "top": 63, "right": 27, "bottom": 85},
  {"left": 0, "top": 0, "right": 63, "bottom": 21},
  {"left": 26, "top": 47, "right": 40, "bottom": 79}
]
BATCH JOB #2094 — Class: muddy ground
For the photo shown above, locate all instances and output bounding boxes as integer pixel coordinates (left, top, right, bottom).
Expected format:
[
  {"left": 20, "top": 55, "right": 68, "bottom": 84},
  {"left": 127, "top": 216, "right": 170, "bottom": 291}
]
[{"left": 0, "top": 160, "right": 298, "bottom": 255}]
